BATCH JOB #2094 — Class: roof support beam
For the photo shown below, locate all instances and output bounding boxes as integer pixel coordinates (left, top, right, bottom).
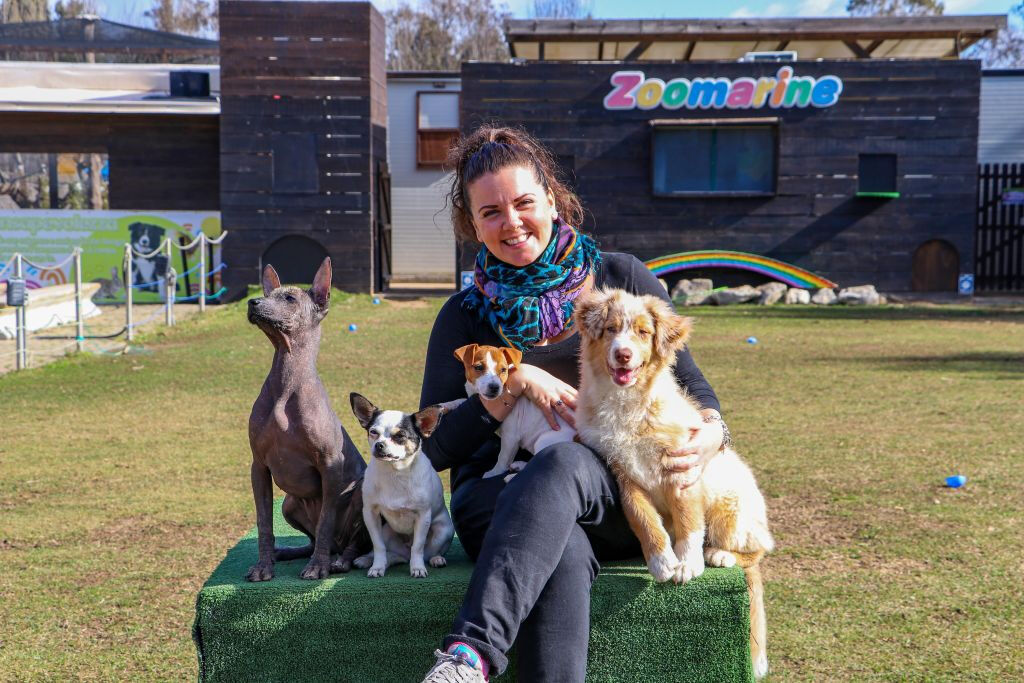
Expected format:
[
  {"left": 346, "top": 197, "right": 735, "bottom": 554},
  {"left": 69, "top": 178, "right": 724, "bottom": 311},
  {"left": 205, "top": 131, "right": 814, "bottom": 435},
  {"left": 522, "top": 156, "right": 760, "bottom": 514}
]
[
  {"left": 622, "top": 40, "right": 651, "bottom": 61},
  {"left": 843, "top": 40, "right": 871, "bottom": 58},
  {"left": 775, "top": 40, "right": 789, "bottom": 50},
  {"left": 683, "top": 41, "right": 696, "bottom": 61}
]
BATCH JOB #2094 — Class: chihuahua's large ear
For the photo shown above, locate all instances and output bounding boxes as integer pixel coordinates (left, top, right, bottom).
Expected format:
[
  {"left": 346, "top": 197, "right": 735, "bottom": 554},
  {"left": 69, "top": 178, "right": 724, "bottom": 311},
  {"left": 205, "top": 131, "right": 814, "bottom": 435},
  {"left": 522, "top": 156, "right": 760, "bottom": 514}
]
[
  {"left": 453, "top": 344, "right": 478, "bottom": 365},
  {"left": 349, "top": 392, "right": 378, "bottom": 430},
  {"left": 413, "top": 405, "right": 444, "bottom": 439},
  {"left": 262, "top": 264, "right": 281, "bottom": 297},
  {"left": 646, "top": 295, "right": 692, "bottom": 358},
  {"left": 309, "top": 257, "right": 332, "bottom": 311},
  {"left": 501, "top": 347, "right": 523, "bottom": 369},
  {"left": 574, "top": 289, "right": 611, "bottom": 339}
]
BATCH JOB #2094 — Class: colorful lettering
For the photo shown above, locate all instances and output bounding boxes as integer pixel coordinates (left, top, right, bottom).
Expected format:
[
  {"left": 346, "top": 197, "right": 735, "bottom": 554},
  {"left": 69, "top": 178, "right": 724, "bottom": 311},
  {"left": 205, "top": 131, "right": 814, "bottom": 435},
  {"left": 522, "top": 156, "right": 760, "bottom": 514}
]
[
  {"left": 603, "top": 68, "right": 843, "bottom": 111},
  {"left": 603, "top": 71, "right": 645, "bottom": 110}
]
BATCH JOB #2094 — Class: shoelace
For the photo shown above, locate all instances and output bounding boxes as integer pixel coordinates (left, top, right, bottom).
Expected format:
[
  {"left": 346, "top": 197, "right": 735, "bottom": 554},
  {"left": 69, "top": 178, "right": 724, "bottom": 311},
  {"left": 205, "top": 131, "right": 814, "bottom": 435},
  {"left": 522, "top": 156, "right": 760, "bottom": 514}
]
[{"left": 425, "top": 649, "right": 482, "bottom": 683}]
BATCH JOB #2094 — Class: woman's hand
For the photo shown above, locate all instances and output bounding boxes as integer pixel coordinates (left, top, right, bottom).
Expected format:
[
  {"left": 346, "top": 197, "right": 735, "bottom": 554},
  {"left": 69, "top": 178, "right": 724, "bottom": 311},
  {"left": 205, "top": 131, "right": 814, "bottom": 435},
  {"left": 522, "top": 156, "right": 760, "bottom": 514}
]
[
  {"left": 662, "top": 409, "right": 725, "bottom": 489},
  {"left": 507, "top": 363, "right": 578, "bottom": 429}
]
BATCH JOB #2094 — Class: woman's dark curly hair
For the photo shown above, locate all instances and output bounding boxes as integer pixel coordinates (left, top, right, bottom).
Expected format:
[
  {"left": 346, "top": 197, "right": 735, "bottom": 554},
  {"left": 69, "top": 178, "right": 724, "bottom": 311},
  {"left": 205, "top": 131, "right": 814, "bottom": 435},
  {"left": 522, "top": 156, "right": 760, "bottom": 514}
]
[{"left": 445, "top": 125, "right": 584, "bottom": 244}]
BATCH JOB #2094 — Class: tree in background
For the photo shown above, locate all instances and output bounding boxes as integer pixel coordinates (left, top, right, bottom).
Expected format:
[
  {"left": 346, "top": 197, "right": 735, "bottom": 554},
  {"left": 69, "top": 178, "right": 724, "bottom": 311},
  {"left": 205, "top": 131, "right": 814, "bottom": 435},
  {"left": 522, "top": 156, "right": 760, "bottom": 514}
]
[
  {"left": 846, "top": 0, "right": 944, "bottom": 15},
  {"left": 53, "top": 0, "right": 99, "bottom": 20},
  {"left": 531, "top": 0, "right": 593, "bottom": 19},
  {"left": 965, "top": 2, "right": 1024, "bottom": 67},
  {"left": 144, "top": 0, "right": 217, "bottom": 36},
  {"left": 385, "top": 0, "right": 508, "bottom": 71},
  {"left": 2, "top": 0, "right": 49, "bottom": 23}
]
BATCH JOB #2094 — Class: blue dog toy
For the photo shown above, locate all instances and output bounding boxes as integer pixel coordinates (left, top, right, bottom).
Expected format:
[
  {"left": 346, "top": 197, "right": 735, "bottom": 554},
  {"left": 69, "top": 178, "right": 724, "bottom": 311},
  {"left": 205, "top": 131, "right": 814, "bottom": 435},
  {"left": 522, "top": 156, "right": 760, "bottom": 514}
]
[
  {"left": 746, "top": 336, "right": 758, "bottom": 344},
  {"left": 348, "top": 323, "right": 358, "bottom": 332},
  {"left": 944, "top": 475, "right": 966, "bottom": 488}
]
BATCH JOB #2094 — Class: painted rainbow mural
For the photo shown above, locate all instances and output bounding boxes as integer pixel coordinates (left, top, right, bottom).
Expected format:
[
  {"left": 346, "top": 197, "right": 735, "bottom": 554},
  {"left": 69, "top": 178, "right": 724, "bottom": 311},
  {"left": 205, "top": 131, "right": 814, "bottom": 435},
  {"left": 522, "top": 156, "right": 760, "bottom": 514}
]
[{"left": 645, "top": 250, "right": 837, "bottom": 289}]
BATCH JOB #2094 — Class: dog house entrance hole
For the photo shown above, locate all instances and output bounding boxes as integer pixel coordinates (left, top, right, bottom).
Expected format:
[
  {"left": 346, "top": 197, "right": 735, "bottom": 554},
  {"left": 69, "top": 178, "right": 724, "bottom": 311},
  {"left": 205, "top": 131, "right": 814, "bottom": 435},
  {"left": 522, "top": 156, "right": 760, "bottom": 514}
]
[
  {"left": 912, "top": 240, "right": 959, "bottom": 292},
  {"left": 261, "top": 236, "right": 329, "bottom": 286}
]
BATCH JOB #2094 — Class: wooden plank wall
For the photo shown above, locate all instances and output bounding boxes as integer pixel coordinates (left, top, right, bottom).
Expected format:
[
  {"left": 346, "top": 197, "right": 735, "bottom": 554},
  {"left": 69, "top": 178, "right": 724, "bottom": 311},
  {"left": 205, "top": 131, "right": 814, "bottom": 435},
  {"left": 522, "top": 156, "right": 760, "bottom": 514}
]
[
  {"left": 219, "top": 0, "right": 386, "bottom": 294},
  {"left": 460, "top": 60, "right": 980, "bottom": 291},
  {"left": 0, "top": 111, "right": 219, "bottom": 210}
]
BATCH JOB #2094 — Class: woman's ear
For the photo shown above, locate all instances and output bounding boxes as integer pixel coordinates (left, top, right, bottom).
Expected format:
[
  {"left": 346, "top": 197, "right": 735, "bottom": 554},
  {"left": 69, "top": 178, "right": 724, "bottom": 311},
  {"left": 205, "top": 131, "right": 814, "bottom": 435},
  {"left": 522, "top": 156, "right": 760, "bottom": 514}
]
[{"left": 548, "top": 189, "right": 558, "bottom": 221}]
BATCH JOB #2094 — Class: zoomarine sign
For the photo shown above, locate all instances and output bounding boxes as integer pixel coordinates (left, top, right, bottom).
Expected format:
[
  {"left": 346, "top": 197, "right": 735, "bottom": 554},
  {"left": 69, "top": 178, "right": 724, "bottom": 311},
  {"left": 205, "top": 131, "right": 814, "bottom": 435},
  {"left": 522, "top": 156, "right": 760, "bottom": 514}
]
[{"left": 603, "top": 67, "right": 844, "bottom": 111}]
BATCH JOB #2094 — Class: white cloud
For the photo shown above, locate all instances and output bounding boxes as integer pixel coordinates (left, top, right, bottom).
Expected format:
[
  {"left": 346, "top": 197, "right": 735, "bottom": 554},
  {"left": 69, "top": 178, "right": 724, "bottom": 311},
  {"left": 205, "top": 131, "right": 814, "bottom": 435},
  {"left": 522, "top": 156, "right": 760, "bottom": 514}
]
[
  {"left": 944, "top": 0, "right": 982, "bottom": 13},
  {"left": 730, "top": 3, "right": 787, "bottom": 17},
  {"left": 796, "top": 0, "right": 846, "bottom": 17}
]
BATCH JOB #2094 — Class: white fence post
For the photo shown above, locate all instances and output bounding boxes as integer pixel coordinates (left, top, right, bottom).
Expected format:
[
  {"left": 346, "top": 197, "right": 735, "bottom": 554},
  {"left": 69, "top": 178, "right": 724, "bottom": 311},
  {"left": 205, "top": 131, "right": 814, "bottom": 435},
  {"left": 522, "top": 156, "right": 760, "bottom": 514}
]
[
  {"left": 74, "top": 247, "right": 84, "bottom": 352},
  {"left": 15, "top": 253, "right": 26, "bottom": 370},
  {"left": 166, "top": 268, "right": 176, "bottom": 327},
  {"left": 199, "top": 233, "right": 207, "bottom": 313},
  {"left": 124, "top": 244, "right": 134, "bottom": 342}
]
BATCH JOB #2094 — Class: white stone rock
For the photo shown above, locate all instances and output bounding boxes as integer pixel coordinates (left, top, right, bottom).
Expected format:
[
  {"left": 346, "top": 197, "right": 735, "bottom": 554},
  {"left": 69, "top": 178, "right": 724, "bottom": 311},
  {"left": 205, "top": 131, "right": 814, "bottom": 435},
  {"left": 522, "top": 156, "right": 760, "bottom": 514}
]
[
  {"left": 710, "top": 285, "right": 760, "bottom": 305},
  {"left": 671, "top": 278, "right": 714, "bottom": 307},
  {"left": 811, "top": 288, "right": 838, "bottom": 305},
  {"left": 784, "top": 288, "right": 811, "bottom": 304},
  {"left": 756, "top": 282, "right": 787, "bottom": 305},
  {"left": 837, "top": 284, "right": 880, "bottom": 306}
]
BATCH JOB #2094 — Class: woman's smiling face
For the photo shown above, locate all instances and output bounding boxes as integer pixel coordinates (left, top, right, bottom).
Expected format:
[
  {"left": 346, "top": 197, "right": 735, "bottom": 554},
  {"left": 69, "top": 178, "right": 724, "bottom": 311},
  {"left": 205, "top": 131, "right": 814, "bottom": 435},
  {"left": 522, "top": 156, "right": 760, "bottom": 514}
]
[{"left": 467, "top": 165, "right": 558, "bottom": 267}]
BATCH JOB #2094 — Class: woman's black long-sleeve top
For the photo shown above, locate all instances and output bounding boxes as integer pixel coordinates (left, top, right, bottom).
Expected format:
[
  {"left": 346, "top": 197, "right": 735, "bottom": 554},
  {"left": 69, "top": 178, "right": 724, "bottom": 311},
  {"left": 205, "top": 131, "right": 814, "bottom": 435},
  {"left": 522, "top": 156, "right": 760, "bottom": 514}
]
[{"left": 418, "top": 252, "right": 720, "bottom": 489}]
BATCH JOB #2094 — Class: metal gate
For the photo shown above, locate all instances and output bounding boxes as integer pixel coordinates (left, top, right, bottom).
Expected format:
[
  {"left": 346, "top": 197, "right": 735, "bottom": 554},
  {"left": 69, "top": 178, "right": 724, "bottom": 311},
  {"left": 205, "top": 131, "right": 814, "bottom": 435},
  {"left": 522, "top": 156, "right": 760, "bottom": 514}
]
[
  {"left": 977, "top": 163, "right": 1024, "bottom": 293},
  {"left": 375, "top": 160, "right": 393, "bottom": 293}
]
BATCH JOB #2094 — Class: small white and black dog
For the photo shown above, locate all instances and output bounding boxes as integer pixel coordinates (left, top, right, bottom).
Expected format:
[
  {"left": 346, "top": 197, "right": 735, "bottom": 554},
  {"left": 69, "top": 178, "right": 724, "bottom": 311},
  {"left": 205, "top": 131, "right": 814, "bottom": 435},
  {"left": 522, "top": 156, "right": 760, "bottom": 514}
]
[
  {"left": 128, "top": 222, "right": 168, "bottom": 293},
  {"left": 349, "top": 393, "right": 455, "bottom": 578}
]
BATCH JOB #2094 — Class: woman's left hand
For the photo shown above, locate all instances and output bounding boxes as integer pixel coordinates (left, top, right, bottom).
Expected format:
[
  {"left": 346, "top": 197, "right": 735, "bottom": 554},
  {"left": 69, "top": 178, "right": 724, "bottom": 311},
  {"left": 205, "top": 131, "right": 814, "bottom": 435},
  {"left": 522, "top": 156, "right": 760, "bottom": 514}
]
[
  {"left": 662, "top": 409, "right": 724, "bottom": 488},
  {"left": 509, "top": 363, "right": 578, "bottom": 430}
]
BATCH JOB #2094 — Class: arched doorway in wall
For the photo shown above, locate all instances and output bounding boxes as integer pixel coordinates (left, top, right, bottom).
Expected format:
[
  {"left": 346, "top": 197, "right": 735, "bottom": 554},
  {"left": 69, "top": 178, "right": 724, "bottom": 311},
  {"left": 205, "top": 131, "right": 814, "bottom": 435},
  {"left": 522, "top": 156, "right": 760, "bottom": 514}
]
[
  {"left": 261, "top": 235, "right": 329, "bottom": 286},
  {"left": 911, "top": 240, "right": 959, "bottom": 292}
]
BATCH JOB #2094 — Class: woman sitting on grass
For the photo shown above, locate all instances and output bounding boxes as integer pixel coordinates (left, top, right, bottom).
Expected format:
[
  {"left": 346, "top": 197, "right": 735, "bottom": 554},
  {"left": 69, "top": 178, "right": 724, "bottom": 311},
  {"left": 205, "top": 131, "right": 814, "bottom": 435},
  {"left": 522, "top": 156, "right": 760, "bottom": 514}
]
[{"left": 417, "top": 125, "right": 728, "bottom": 682}]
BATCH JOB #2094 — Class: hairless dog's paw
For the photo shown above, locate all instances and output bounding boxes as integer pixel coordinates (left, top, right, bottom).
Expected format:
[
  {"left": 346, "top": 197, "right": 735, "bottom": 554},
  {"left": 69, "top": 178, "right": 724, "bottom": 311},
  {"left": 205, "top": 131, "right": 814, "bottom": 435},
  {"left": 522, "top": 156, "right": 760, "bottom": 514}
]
[
  {"left": 299, "top": 559, "right": 331, "bottom": 580},
  {"left": 330, "top": 555, "right": 352, "bottom": 573},
  {"left": 429, "top": 555, "right": 447, "bottom": 568},
  {"left": 353, "top": 553, "right": 374, "bottom": 569},
  {"left": 410, "top": 566, "right": 428, "bottom": 578},
  {"left": 245, "top": 562, "right": 274, "bottom": 582},
  {"left": 367, "top": 565, "right": 387, "bottom": 578}
]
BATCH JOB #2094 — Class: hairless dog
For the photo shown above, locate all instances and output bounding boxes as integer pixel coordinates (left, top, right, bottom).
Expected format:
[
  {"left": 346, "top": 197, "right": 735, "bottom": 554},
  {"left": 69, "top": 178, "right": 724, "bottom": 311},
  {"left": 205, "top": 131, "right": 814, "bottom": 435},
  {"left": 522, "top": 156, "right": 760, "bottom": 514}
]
[{"left": 245, "top": 257, "right": 369, "bottom": 581}]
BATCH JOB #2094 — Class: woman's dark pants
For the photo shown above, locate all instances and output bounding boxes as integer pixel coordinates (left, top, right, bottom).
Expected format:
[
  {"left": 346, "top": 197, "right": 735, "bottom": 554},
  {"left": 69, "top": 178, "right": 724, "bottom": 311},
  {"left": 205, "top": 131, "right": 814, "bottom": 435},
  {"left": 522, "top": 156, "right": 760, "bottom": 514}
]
[{"left": 443, "top": 440, "right": 642, "bottom": 682}]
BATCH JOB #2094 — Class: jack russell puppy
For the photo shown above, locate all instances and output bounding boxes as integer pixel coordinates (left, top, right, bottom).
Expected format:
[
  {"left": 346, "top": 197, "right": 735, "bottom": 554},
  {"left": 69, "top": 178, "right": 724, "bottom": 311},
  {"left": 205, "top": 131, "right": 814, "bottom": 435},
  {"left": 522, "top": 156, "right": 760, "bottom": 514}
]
[
  {"left": 444, "top": 344, "right": 577, "bottom": 480},
  {"left": 349, "top": 393, "right": 455, "bottom": 578},
  {"left": 574, "top": 288, "right": 775, "bottom": 679}
]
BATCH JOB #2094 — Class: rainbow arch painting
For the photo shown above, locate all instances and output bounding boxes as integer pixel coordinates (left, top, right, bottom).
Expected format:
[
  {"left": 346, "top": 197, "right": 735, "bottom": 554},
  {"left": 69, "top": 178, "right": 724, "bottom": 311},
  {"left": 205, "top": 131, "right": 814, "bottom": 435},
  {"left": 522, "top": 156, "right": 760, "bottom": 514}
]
[{"left": 645, "top": 250, "right": 837, "bottom": 289}]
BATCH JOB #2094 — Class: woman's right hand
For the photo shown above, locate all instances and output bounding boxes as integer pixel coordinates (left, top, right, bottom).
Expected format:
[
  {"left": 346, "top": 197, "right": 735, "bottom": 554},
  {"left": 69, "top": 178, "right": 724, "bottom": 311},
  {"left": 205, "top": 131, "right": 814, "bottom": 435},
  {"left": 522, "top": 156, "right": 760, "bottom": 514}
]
[{"left": 508, "top": 363, "right": 577, "bottom": 430}]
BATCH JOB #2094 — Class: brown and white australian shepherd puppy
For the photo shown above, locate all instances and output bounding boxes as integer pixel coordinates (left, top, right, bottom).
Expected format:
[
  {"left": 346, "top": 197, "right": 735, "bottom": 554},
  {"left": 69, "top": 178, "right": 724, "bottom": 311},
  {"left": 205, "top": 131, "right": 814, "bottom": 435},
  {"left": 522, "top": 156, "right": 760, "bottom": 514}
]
[{"left": 574, "top": 288, "right": 775, "bottom": 679}]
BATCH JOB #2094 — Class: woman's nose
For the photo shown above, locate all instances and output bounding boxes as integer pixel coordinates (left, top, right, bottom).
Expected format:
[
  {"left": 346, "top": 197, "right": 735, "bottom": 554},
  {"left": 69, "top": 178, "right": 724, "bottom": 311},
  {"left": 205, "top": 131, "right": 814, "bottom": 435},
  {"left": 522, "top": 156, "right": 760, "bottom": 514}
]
[{"left": 503, "top": 207, "right": 523, "bottom": 229}]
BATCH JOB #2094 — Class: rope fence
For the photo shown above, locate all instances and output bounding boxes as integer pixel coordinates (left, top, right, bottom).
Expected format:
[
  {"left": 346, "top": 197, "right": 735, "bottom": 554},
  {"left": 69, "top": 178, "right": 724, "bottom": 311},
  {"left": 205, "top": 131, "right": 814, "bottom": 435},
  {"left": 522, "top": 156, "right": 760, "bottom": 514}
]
[{"left": 2, "top": 231, "right": 228, "bottom": 371}]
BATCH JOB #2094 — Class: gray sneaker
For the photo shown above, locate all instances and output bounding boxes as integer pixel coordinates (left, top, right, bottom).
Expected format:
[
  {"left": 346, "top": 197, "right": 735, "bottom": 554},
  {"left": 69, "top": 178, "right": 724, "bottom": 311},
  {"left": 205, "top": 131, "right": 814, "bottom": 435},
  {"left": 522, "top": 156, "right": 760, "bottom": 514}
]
[{"left": 422, "top": 649, "right": 487, "bottom": 683}]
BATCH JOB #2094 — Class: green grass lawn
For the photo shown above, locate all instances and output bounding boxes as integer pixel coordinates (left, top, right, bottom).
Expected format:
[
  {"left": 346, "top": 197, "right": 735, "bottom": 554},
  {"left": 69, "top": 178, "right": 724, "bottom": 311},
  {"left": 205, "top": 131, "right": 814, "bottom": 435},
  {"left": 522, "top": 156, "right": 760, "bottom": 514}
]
[{"left": 1, "top": 294, "right": 1022, "bottom": 681}]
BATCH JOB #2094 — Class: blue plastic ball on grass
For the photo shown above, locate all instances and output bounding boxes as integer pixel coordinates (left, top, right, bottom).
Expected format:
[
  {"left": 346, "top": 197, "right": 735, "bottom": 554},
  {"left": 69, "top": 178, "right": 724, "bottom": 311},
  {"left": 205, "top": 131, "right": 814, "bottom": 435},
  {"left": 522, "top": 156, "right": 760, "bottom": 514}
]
[
  {"left": 746, "top": 336, "right": 758, "bottom": 344},
  {"left": 348, "top": 323, "right": 358, "bottom": 332},
  {"left": 372, "top": 297, "right": 381, "bottom": 305},
  {"left": 945, "top": 475, "right": 966, "bottom": 488}
]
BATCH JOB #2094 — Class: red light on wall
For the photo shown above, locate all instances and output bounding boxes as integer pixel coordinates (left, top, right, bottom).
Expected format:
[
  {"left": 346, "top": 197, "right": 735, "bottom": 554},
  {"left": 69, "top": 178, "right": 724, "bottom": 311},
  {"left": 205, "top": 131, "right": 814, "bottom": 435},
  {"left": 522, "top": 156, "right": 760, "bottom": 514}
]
[{"left": 272, "top": 94, "right": 281, "bottom": 100}]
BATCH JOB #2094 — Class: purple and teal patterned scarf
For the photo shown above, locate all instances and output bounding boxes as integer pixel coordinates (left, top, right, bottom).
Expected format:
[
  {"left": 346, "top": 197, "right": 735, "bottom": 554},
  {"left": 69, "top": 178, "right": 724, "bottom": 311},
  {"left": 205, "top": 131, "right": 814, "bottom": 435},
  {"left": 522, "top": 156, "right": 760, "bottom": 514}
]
[{"left": 463, "top": 220, "right": 601, "bottom": 351}]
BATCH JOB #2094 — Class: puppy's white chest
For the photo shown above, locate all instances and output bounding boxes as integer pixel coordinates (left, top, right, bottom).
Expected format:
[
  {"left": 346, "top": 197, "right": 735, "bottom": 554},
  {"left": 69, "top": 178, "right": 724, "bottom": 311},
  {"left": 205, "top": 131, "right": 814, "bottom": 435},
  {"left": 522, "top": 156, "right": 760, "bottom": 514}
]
[{"left": 380, "top": 507, "right": 418, "bottom": 535}]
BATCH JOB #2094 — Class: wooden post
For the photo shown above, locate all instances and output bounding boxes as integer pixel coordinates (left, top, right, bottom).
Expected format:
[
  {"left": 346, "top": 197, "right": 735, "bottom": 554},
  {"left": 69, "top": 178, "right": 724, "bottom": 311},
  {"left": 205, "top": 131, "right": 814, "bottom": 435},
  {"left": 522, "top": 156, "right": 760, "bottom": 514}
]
[
  {"left": 166, "top": 268, "right": 176, "bottom": 327},
  {"left": 125, "top": 244, "right": 134, "bottom": 342},
  {"left": 14, "top": 253, "right": 26, "bottom": 370},
  {"left": 199, "top": 233, "right": 207, "bottom": 313}
]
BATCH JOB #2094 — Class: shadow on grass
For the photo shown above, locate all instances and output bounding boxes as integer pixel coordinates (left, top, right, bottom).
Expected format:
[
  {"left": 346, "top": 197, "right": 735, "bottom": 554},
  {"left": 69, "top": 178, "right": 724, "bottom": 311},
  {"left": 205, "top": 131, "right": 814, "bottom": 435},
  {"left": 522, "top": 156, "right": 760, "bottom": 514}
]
[
  {"left": 854, "top": 351, "right": 1024, "bottom": 376},
  {"left": 697, "top": 306, "right": 1024, "bottom": 323}
]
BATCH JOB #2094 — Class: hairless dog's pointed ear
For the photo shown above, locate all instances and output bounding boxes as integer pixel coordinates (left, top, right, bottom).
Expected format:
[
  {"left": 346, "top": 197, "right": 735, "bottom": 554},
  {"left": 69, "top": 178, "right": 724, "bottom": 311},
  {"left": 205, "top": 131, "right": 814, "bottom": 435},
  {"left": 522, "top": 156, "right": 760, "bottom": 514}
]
[
  {"left": 349, "top": 392, "right": 377, "bottom": 430},
  {"left": 413, "top": 405, "right": 444, "bottom": 439},
  {"left": 501, "top": 347, "right": 523, "bottom": 368},
  {"left": 262, "top": 264, "right": 281, "bottom": 297},
  {"left": 453, "top": 344, "right": 478, "bottom": 364},
  {"left": 309, "top": 257, "right": 332, "bottom": 311}
]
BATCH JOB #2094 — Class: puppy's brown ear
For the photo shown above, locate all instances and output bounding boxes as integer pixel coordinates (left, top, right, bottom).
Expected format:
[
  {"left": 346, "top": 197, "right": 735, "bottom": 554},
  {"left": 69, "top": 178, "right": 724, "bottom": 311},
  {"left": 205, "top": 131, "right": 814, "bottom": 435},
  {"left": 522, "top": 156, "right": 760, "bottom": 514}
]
[
  {"left": 349, "top": 392, "right": 378, "bottom": 430},
  {"left": 574, "top": 289, "right": 611, "bottom": 339},
  {"left": 501, "top": 347, "right": 523, "bottom": 368},
  {"left": 309, "top": 257, "right": 332, "bottom": 311},
  {"left": 413, "top": 405, "right": 444, "bottom": 439},
  {"left": 646, "top": 295, "right": 692, "bottom": 358},
  {"left": 262, "top": 264, "right": 281, "bottom": 297},
  {"left": 453, "top": 344, "right": 478, "bottom": 365}
]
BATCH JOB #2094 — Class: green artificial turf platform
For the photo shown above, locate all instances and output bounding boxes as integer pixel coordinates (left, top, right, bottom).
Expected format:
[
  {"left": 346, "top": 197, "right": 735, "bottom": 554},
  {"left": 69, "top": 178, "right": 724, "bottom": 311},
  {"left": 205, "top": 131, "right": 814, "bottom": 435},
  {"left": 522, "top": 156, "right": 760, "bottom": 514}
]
[{"left": 194, "top": 500, "right": 754, "bottom": 682}]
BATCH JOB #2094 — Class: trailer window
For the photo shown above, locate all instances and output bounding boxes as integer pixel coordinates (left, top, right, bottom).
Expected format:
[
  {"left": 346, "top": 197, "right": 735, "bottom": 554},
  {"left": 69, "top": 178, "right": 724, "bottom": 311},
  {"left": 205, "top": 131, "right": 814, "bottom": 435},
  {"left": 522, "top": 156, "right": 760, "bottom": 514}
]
[
  {"left": 417, "top": 92, "right": 460, "bottom": 168},
  {"left": 0, "top": 152, "right": 109, "bottom": 209},
  {"left": 651, "top": 124, "right": 776, "bottom": 196}
]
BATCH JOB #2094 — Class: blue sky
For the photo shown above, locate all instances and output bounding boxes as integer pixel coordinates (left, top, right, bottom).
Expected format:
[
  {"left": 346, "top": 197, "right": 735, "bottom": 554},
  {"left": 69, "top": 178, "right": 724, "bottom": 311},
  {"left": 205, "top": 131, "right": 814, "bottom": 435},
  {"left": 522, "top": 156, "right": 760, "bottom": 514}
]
[{"left": 92, "top": 0, "right": 1020, "bottom": 28}]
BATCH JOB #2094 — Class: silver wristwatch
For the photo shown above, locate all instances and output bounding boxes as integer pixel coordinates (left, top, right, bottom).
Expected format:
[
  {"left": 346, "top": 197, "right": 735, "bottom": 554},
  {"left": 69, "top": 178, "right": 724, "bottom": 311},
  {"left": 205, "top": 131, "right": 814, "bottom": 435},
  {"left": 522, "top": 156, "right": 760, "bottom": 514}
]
[{"left": 702, "top": 412, "right": 732, "bottom": 451}]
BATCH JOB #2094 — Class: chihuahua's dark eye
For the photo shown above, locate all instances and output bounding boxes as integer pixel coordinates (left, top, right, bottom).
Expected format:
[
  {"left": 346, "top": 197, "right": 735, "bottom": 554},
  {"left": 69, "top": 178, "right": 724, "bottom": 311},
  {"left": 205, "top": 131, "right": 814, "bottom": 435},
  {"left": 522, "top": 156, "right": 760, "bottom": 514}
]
[
  {"left": 285, "top": 294, "right": 296, "bottom": 303},
  {"left": 369, "top": 429, "right": 379, "bottom": 439},
  {"left": 474, "top": 363, "right": 485, "bottom": 372}
]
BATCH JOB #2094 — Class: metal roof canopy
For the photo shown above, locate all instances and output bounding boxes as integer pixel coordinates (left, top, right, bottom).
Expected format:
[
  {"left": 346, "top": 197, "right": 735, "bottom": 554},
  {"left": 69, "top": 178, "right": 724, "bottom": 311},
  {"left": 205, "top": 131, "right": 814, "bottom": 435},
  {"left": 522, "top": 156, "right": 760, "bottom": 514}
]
[
  {"left": 0, "top": 17, "right": 217, "bottom": 56},
  {"left": 505, "top": 15, "right": 1007, "bottom": 61}
]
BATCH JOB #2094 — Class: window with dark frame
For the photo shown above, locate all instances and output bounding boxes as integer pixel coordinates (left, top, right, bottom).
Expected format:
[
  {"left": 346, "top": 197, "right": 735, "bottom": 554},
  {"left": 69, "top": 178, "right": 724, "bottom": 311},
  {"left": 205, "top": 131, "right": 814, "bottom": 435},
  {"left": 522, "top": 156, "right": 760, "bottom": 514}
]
[
  {"left": 651, "top": 119, "right": 777, "bottom": 196},
  {"left": 0, "top": 152, "right": 109, "bottom": 209},
  {"left": 417, "top": 91, "right": 459, "bottom": 168}
]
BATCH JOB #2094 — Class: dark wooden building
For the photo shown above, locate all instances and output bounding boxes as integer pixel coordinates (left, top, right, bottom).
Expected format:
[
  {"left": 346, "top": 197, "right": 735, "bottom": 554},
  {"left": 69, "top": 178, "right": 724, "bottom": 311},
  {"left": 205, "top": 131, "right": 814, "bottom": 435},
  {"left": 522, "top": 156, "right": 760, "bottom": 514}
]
[
  {"left": 219, "top": 0, "right": 387, "bottom": 296},
  {"left": 456, "top": 17, "right": 1005, "bottom": 292}
]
